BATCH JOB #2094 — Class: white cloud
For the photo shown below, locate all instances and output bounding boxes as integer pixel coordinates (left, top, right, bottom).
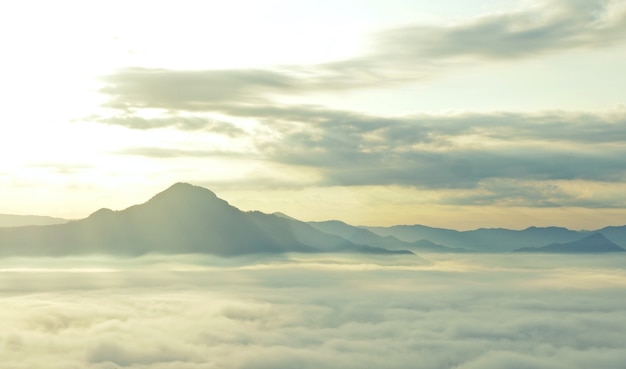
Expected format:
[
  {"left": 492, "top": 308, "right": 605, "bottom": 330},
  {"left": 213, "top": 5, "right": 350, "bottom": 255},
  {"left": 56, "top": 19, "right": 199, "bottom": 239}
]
[{"left": 1, "top": 254, "right": 626, "bottom": 368}]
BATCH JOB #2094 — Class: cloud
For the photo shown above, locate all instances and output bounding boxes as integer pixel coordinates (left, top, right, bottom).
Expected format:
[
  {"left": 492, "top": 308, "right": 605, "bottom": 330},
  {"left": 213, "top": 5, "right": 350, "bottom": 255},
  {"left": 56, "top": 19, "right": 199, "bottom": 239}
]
[
  {"left": 100, "top": 68, "right": 299, "bottom": 111},
  {"left": 1, "top": 254, "right": 626, "bottom": 369},
  {"left": 105, "top": 108, "right": 626, "bottom": 206},
  {"left": 456, "top": 351, "right": 570, "bottom": 369},
  {"left": 110, "top": 107, "right": 626, "bottom": 190},
  {"left": 94, "top": 112, "right": 246, "bottom": 136},
  {"left": 97, "top": 0, "right": 626, "bottom": 113},
  {"left": 255, "top": 110, "right": 626, "bottom": 187},
  {"left": 376, "top": 0, "right": 626, "bottom": 61},
  {"left": 89, "top": 0, "right": 626, "bottom": 209}
]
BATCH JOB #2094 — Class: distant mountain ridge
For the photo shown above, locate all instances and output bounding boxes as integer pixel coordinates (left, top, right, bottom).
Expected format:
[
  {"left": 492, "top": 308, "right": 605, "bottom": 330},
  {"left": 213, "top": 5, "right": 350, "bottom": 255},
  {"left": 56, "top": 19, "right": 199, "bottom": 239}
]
[
  {"left": 0, "top": 214, "right": 67, "bottom": 227},
  {"left": 363, "top": 224, "right": 626, "bottom": 252},
  {"left": 1, "top": 182, "right": 625, "bottom": 256},
  {"left": 513, "top": 233, "right": 625, "bottom": 253},
  {"left": 308, "top": 220, "right": 470, "bottom": 253},
  {"left": 0, "top": 183, "right": 412, "bottom": 257}
]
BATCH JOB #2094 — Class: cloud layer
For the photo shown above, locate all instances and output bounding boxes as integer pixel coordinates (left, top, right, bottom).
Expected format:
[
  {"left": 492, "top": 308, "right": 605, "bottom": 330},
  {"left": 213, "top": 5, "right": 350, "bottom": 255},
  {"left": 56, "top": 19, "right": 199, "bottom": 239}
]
[
  {"left": 2, "top": 254, "right": 626, "bottom": 369},
  {"left": 377, "top": 0, "right": 626, "bottom": 61},
  {"left": 108, "top": 108, "right": 626, "bottom": 208}
]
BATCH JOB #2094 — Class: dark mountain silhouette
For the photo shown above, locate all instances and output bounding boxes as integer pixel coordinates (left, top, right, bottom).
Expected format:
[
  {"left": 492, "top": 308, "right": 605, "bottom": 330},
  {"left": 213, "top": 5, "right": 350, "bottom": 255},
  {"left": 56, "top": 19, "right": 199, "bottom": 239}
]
[
  {"left": 364, "top": 224, "right": 591, "bottom": 252},
  {"left": 0, "top": 214, "right": 67, "bottom": 227},
  {"left": 513, "top": 233, "right": 625, "bottom": 253},
  {"left": 309, "top": 220, "right": 469, "bottom": 253},
  {"left": 0, "top": 183, "right": 411, "bottom": 257}
]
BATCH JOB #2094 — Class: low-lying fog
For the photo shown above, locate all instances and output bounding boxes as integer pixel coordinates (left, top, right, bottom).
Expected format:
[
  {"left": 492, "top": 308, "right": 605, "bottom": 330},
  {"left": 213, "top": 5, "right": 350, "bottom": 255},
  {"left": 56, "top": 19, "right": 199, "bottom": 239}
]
[{"left": 2, "top": 253, "right": 626, "bottom": 369}]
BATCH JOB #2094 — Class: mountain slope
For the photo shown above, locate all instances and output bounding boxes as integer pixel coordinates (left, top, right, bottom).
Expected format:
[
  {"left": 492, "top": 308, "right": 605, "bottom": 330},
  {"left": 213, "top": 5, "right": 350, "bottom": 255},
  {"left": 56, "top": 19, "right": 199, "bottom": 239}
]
[
  {"left": 593, "top": 225, "right": 626, "bottom": 247},
  {"left": 310, "top": 220, "right": 468, "bottom": 253},
  {"left": 0, "top": 214, "right": 67, "bottom": 227},
  {"left": 513, "top": 233, "right": 625, "bottom": 253},
  {"left": 0, "top": 183, "right": 410, "bottom": 257}
]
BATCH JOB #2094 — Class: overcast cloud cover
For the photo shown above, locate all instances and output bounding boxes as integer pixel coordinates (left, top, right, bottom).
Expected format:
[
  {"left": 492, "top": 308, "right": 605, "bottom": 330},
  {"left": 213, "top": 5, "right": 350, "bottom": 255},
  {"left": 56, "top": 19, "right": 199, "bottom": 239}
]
[{"left": 2, "top": 254, "right": 626, "bottom": 369}]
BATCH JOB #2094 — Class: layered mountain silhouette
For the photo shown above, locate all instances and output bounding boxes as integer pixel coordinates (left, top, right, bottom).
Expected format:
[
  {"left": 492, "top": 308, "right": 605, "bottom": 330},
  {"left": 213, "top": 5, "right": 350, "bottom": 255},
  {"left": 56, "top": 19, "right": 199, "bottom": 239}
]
[
  {"left": 362, "top": 224, "right": 626, "bottom": 252},
  {"left": 308, "top": 220, "right": 469, "bottom": 253},
  {"left": 0, "top": 183, "right": 412, "bottom": 257},
  {"left": 0, "top": 214, "right": 67, "bottom": 227},
  {"left": 2, "top": 183, "right": 625, "bottom": 256},
  {"left": 513, "top": 233, "right": 625, "bottom": 253}
]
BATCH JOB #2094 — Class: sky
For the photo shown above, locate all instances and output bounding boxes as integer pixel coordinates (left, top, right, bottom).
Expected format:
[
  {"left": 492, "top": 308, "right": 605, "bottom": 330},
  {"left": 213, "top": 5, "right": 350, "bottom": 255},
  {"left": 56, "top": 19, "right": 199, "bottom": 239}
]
[{"left": 1, "top": 0, "right": 626, "bottom": 229}]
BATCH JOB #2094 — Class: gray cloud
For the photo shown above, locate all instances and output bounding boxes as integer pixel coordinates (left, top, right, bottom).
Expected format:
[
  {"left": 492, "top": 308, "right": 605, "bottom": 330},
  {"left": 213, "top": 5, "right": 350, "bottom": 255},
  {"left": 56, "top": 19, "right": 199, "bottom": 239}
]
[
  {"left": 98, "top": 66, "right": 398, "bottom": 114},
  {"left": 107, "top": 108, "right": 626, "bottom": 206},
  {"left": 255, "top": 110, "right": 626, "bottom": 187},
  {"left": 1, "top": 254, "right": 626, "bottom": 368},
  {"left": 302, "top": 148, "right": 626, "bottom": 187},
  {"left": 100, "top": 67, "right": 299, "bottom": 111},
  {"left": 98, "top": 1, "right": 626, "bottom": 112},
  {"left": 95, "top": 112, "right": 246, "bottom": 136},
  {"left": 376, "top": 0, "right": 626, "bottom": 61}
]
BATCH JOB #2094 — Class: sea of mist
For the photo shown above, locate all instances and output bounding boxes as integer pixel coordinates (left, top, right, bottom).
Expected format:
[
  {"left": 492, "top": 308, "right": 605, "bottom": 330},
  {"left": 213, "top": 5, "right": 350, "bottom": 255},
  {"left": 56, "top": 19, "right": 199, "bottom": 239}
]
[{"left": 2, "top": 253, "right": 626, "bottom": 369}]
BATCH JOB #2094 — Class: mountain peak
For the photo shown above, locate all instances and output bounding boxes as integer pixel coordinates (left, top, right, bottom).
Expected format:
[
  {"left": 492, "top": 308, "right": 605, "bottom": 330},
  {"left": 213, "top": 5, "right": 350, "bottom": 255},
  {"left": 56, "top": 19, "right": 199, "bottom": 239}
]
[
  {"left": 562, "top": 232, "right": 617, "bottom": 248},
  {"left": 272, "top": 212, "right": 298, "bottom": 221},
  {"left": 87, "top": 207, "right": 115, "bottom": 219},
  {"left": 151, "top": 182, "right": 218, "bottom": 200},
  {"left": 141, "top": 182, "right": 231, "bottom": 212},
  {"left": 165, "top": 182, "right": 217, "bottom": 195}
]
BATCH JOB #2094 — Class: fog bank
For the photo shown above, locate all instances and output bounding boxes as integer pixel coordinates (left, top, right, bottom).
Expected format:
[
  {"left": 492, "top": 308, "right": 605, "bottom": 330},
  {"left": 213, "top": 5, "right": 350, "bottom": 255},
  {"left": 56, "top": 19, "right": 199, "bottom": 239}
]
[{"left": 2, "top": 254, "right": 625, "bottom": 369}]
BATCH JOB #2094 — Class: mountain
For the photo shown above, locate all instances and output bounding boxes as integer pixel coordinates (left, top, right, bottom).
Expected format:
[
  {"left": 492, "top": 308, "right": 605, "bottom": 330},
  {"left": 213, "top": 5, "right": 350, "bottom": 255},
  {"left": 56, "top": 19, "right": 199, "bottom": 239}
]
[
  {"left": 309, "top": 220, "right": 469, "bottom": 253},
  {"left": 364, "top": 224, "right": 589, "bottom": 252},
  {"left": 594, "top": 225, "right": 626, "bottom": 246},
  {"left": 513, "top": 233, "right": 625, "bottom": 253},
  {"left": 411, "top": 239, "right": 470, "bottom": 253},
  {"left": 0, "top": 183, "right": 411, "bottom": 257},
  {"left": 0, "top": 214, "right": 67, "bottom": 227},
  {"left": 3, "top": 182, "right": 622, "bottom": 256}
]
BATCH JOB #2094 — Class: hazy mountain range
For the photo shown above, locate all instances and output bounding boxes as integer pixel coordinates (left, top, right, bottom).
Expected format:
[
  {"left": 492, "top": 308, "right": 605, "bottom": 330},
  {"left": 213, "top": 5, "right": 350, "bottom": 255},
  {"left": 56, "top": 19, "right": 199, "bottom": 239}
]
[
  {"left": 513, "top": 233, "right": 624, "bottom": 253},
  {"left": 364, "top": 224, "right": 626, "bottom": 253},
  {"left": 0, "top": 214, "right": 67, "bottom": 227},
  {"left": 0, "top": 183, "right": 624, "bottom": 257},
  {"left": 0, "top": 183, "right": 412, "bottom": 257}
]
